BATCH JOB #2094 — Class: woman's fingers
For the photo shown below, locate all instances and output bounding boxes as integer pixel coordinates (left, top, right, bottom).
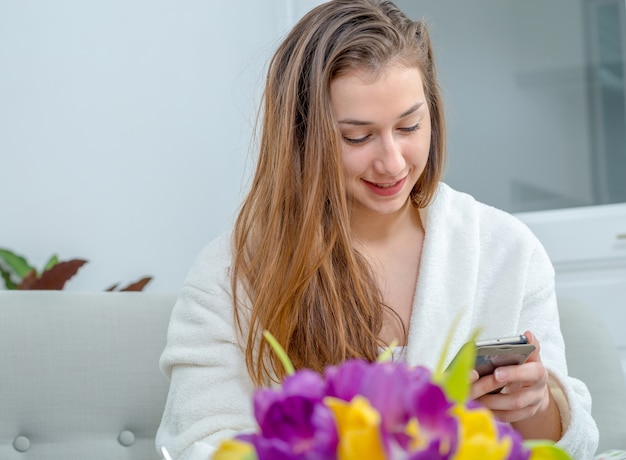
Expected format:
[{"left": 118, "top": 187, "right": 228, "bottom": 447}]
[
  {"left": 482, "top": 381, "right": 551, "bottom": 423},
  {"left": 523, "top": 330, "right": 542, "bottom": 364},
  {"left": 472, "top": 360, "right": 551, "bottom": 423}
]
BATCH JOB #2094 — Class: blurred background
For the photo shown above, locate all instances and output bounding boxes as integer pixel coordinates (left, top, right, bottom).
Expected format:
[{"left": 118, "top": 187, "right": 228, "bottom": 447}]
[
  {"left": 403, "top": 0, "right": 625, "bottom": 211},
  {"left": 1, "top": 0, "right": 624, "bottom": 368}
]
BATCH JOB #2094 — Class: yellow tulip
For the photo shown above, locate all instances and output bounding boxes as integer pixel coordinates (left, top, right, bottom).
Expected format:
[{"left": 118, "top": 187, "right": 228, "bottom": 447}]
[
  {"left": 405, "top": 417, "right": 427, "bottom": 451},
  {"left": 452, "top": 405, "right": 511, "bottom": 460},
  {"left": 325, "top": 396, "right": 387, "bottom": 460},
  {"left": 212, "top": 439, "right": 257, "bottom": 460}
]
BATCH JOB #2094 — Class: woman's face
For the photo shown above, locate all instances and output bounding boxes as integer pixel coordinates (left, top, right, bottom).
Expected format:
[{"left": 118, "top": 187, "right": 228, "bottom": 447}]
[{"left": 330, "top": 63, "right": 431, "bottom": 217}]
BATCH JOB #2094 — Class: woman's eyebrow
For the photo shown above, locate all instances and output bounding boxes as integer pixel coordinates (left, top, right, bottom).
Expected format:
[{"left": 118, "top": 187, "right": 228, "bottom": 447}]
[{"left": 337, "top": 101, "right": 424, "bottom": 126}]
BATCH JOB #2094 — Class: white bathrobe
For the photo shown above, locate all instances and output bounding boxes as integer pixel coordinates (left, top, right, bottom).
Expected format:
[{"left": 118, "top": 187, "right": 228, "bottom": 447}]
[{"left": 156, "top": 183, "right": 598, "bottom": 459}]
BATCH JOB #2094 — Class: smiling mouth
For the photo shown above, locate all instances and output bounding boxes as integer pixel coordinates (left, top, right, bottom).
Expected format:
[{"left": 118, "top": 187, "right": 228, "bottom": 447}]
[
  {"left": 361, "top": 177, "right": 408, "bottom": 197},
  {"left": 374, "top": 181, "right": 400, "bottom": 188},
  {"left": 365, "top": 178, "right": 404, "bottom": 188}
]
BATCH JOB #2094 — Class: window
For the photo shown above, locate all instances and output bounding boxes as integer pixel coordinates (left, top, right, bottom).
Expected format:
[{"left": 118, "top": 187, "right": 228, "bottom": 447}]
[{"left": 399, "top": 0, "right": 626, "bottom": 212}]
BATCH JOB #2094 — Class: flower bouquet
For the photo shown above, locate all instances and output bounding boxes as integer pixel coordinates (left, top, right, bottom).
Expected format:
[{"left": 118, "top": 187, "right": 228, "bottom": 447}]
[{"left": 213, "top": 332, "right": 570, "bottom": 460}]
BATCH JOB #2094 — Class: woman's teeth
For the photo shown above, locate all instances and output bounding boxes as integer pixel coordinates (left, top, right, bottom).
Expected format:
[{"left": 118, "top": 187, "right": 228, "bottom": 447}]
[{"left": 376, "top": 181, "right": 397, "bottom": 188}]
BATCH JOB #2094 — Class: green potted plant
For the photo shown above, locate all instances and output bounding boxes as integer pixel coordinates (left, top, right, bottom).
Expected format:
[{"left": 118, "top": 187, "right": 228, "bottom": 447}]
[{"left": 0, "top": 248, "right": 152, "bottom": 291}]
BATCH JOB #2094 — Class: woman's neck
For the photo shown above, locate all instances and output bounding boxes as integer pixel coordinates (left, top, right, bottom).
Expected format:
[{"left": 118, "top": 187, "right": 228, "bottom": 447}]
[
  {"left": 350, "top": 198, "right": 425, "bottom": 347},
  {"left": 350, "top": 199, "right": 422, "bottom": 245}
]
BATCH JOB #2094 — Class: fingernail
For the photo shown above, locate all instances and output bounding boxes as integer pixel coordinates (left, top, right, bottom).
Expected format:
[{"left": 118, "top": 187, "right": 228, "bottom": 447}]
[{"left": 495, "top": 368, "right": 507, "bottom": 382}]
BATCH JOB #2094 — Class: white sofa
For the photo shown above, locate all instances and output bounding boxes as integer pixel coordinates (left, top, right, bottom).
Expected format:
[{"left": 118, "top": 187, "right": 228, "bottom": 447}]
[
  {"left": 1, "top": 291, "right": 624, "bottom": 459},
  {"left": 558, "top": 297, "right": 626, "bottom": 452},
  {"left": 0, "top": 291, "right": 176, "bottom": 460}
]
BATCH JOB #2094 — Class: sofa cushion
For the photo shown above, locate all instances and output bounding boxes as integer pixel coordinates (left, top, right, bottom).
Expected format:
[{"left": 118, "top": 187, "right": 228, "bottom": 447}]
[{"left": 0, "top": 291, "right": 176, "bottom": 460}]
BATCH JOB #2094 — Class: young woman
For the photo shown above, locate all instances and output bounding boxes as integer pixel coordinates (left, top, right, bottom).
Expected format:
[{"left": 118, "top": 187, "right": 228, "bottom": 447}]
[{"left": 156, "top": 1, "right": 598, "bottom": 458}]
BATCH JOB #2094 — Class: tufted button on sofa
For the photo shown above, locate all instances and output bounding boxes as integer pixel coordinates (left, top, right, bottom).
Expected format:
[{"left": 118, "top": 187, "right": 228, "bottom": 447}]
[
  {"left": 13, "top": 435, "right": 31, "bottom": 452},
  {"left": 0, "top": 291, "right": 177, "bottom": 460}
]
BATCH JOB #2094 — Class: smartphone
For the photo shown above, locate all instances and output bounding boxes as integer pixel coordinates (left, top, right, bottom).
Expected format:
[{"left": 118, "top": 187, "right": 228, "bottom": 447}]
[{"left": 474, "top": 335, "right": 536, "bottom": 378}]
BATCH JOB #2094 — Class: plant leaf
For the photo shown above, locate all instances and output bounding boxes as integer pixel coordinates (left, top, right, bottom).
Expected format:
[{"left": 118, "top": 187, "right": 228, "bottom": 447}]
[
  {"left": 105, "top": 283, "right": 120, "bottom": 292},
  {"left": 376, "top": 339, "right": 399, "bottom": 362},
  {"left": 263, "top": 330, "right": 295, "bottom": 377},
  {"left": 524, "top": 440, "right": 572, "bottom": 459},
  {"left": 432, "top": 306, "right": 481, "bottom": 405},
  {"left": 43, "top": 254, "right": 59, "bottom": 272},
  {"left": 439, "top": 337, "right": 477, "bottom": 404},
  {"left": 119, "top": 276, "right": 152, "bottom": 292},
  {"left": 434, "top": 308, "right": 467, "bottom": 379},
  {"left": 0, "top": 266, "right": 18, "bottom": 289},
  {"left": 0, "top": 248, "right": 36, "bottom": 279},
  {"left": 18, "top": 270, "right": 38, "bottom": 289},
  {"left": 25, "top": 259, "right": 88, "bottom": 290}
]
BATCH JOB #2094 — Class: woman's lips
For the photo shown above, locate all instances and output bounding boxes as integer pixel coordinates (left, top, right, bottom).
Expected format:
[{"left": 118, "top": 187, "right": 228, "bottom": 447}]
[{"left": 362, "top": 176, "right": 407, "bottom": 197}]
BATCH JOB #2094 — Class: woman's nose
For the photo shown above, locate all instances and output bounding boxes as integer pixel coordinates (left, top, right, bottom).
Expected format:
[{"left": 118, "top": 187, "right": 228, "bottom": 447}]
[{"left": 374, "top": 134, "right": 405, "bottom": 176}]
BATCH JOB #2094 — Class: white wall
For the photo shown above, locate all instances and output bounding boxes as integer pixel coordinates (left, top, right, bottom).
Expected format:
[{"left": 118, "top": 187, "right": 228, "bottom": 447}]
[
  {"left": 0, "top": 1, "right": 295, "bottom": 293},
  {"left": 0, "top": 1, "right": 612, "bottom": 294}
]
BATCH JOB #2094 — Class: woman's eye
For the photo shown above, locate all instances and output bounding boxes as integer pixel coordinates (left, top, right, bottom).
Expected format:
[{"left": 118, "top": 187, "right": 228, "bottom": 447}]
[
  {"left": 399, "top": 123, "right": 420, "bottom": 133},
  {"left": 343, "top": 135, "right": 370, "bottom": 145}
]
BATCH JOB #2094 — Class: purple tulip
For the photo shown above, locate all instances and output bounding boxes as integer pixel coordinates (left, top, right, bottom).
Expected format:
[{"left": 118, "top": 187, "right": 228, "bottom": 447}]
[
  {"left": 254, "top": 369, "right": 327, "bottom": 421},
  {"left": 496, "top": 422, "right": 531, "bottom": 460},
  {"left": 405, "top": 441, "right": 453, "bottom": 460},
  {"left": 324, "top": 360, "right": 459, "bottom": 458},
  {"left": 247, "top": 369, "right": 338, "bottom": 460},
  {"left": 324, "top": 359, "right": 370, "bottom": 402},
  {"left": 230, "top": 359, "right": 543, "bottom": 460}
]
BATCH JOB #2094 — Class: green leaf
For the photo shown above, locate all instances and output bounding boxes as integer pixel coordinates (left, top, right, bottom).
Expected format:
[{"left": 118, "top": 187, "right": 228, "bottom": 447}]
[
  {"left": 434, "top": 307, "right": 466, "bottom": 379},
  {"left": 524, "top": 440, "right": 572, "bottom": 459},
  {"left": 43, "top": 254, "right": 59, "bottom": 271},
  {"left": 432, "top": 307, "right": 480, "bottom": 404},
  {"left": 433, "top": 309, "right": 480, "bottom": 382},
  {"left": 0, "top": 266, "right": 18, "bottom": 289},
  {"left": 0, "top": 248, "right": 36, "bottom": 279},
  {"left": 376, "top": 339, "right": 399, "bottom": 362},
  {"left": 440, "top": 338, "right": 477, "bottom": 404},
  {"left": 263, "top": 330, "right": 295, "bottom": 377}
]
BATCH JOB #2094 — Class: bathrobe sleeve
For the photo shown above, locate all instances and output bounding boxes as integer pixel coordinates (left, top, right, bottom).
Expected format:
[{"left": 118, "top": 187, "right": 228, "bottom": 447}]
[
  {"left": 516, "top": 241, "right": 599, "bottom": 458},
  {"left": 155, "top": 233, "right": 256, "bottom": 459}
]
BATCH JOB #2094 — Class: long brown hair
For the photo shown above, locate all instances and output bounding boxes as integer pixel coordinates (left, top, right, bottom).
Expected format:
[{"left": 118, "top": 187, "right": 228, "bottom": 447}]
[{"left": 231, "top": 0, "right": 446, "bottom": 385}]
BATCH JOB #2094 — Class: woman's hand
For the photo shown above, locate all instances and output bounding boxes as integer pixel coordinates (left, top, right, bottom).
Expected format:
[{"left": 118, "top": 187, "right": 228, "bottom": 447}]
[{"left": 469, "top": 331, "right": 562, "bottom": 441}]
